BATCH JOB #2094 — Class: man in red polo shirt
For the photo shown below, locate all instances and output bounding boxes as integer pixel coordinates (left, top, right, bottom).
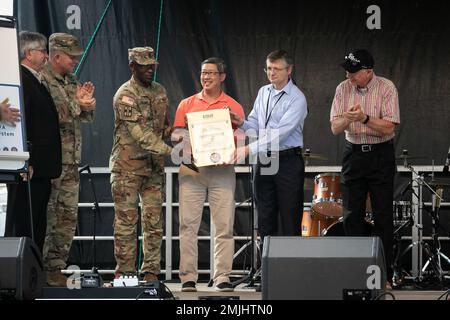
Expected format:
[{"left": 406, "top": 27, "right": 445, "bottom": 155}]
[{"left": 172, "top": 57, "right": 245, "bottom": 292}]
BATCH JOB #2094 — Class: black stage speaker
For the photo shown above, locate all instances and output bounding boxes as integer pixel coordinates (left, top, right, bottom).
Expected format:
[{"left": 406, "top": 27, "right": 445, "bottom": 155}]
[
  {"left": 0, "top": 237, "right": 45, "bottom": 300},
  {"left": 262, "top": 237, "right": 386, "bottom": 300}
]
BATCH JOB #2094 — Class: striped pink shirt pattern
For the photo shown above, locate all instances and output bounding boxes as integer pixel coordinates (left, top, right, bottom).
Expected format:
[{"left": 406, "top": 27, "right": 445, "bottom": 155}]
[{"left": 330, "top": 74, "right": 400, "bottom": 144}]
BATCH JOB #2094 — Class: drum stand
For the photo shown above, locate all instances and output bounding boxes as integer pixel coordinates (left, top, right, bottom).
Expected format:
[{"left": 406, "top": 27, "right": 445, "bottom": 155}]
[
  {"left": 392, "top": 209, "right": 414, "bottom": 285},
  {"left": 403, "top": 164, "right": 449, "bottom": 286},
  {"left": 421, "top": 188, "right": 450, "bottom": 283}
]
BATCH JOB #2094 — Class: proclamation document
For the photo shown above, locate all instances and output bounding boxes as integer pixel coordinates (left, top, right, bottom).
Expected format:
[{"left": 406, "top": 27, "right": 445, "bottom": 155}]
[
  {"left": 186, "top": 109, "right": 235, "bottom": 167},
  {"left": 0, "top": 19, "right": 29, "bottom": 171}
]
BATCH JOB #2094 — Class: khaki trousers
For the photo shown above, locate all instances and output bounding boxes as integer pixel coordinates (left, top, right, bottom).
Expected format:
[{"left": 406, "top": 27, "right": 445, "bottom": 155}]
[{"left": 178, "top": 165, "right": 235, "bottom": 285}]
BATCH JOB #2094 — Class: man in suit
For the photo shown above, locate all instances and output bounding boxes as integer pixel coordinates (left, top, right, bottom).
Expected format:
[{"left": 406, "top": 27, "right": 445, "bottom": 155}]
[{"left": 5, "top": 31, "right": 62, "bottom": 254}]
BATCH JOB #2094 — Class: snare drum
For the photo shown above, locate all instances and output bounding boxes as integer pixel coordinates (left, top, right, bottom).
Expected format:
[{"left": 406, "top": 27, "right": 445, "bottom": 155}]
[
  {"left": 312, "top": 173, "right": 343, "bottom": 217},
  {"left": 301, "top": 207, "right": 338, "bottom": 237}
]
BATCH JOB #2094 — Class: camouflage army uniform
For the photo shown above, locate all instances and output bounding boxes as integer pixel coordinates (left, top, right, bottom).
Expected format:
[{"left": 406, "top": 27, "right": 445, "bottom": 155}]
[
  {"left": 110, "top": 47, "right": 172, "bottom": 276},
  {"left": 41, "top": 34, "right": 95, "bottom": 273}
]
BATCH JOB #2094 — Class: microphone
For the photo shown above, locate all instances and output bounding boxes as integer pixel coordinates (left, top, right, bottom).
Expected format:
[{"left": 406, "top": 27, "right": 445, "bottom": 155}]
[{"left": 444, "top": 146, "right": 450, "bottom": 174}]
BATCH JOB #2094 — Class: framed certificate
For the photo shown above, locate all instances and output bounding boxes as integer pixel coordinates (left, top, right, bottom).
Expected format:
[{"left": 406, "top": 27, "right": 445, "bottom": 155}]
[
  {"left": 186, "top": 109, "right": 235, "bottom": 167},
  {"left": 0, "top": 18, "right": 29, "bottom": 173}
]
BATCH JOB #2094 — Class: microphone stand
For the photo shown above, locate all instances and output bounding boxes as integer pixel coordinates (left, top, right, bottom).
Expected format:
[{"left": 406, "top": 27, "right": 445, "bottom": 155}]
[
  {"left": 244, "top": 164, "right": 262, "bottom": 289},
  {"left": 78, "top": 165, "right": 103, "bottom": 288},
  {"left": 391, "top": 153, "right": 413, "bottom": 286},
  {"left": 231, "top": 164, "right": 261, "bottom": 289}
]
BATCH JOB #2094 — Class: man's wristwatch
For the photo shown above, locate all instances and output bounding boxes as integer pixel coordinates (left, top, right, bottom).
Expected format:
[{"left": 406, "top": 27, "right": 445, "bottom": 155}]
[{"left": 362, "top": 115, "right": 370, "bottom": 124}]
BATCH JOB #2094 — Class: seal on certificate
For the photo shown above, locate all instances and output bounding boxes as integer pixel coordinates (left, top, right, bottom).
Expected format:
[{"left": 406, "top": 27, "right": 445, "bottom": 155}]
[{"left": 210, "top": 152, "right": 221, "bottom": 163}]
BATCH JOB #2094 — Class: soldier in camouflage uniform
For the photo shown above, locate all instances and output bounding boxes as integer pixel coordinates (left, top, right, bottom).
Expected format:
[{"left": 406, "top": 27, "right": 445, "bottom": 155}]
[
  {"left": 110, "top": 47, "right": 172, "bottom": 282},
  {"left": 41, "top": 33, "right": 97, "bottom": 286}
]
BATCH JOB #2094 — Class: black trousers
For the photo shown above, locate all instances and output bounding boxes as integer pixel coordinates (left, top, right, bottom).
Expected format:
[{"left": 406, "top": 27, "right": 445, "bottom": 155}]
[
  {"left": 254, "top": 151, "right": 305, "bottom": 242},
  {"left": 341, "top": 140, "right": 395, "bottom": 281},
  {"left": 5, "top": 178, "right": 52, "bottom": 254}
]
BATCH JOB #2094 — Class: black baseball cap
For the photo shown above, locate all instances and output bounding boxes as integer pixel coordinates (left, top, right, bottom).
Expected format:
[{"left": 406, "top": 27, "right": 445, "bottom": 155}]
[{"left": 341, "top": 49, "right": 374, "bottom": 73}]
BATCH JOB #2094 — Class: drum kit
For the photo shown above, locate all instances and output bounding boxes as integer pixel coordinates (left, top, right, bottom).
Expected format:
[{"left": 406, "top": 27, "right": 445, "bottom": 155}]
[
  {"left": 302, "top": 173, "right": 342, "bottom": 236},
  {"left": 301, "top": 173, "right": 378, "bottom": 237},
  {"left": 300, "top": 149, "right": 415, "bottom": 239},
  {"left": 302, "top": 149, "right": 361, "bottom": 236},
  {"left": 299, "top": 148, "right": 450, "bottom": 287}
]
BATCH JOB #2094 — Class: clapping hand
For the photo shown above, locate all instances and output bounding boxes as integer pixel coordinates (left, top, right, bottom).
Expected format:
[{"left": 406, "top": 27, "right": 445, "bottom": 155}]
[
  {"left": 344, "top": 104, "right": 365, "bottom": 123},
  {"left": 1, "top": 98, "right": 21, "bottom": 127},
  {"left": 76, "top": 82, "right": 96, "bottom": 111}
]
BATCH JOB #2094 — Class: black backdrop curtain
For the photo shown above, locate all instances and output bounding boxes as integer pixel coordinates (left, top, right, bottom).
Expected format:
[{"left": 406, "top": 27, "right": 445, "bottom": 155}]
[
  {"left": 15, "top": 0, "right": 450, "bottom": 272},
  {"left": 17, "top": 0, "right": 450, "bottom": 166}
]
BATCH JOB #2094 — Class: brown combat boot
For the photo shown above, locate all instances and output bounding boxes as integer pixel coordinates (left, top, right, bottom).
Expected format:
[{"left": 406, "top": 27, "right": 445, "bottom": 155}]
[
  {"left": 143, "top": 273, "right": 158, "bottom": 282},
  {"left": 46, "top": 271, "right": 68, "bottom": 287}
]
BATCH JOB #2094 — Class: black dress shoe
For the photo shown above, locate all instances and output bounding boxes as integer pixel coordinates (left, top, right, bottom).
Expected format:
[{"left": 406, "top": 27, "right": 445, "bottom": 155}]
[{"left": 182, "top": 281, "right": 197, "bottom": 292}]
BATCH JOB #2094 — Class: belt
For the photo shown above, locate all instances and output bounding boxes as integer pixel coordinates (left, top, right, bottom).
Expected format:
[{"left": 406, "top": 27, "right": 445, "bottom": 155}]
[
  {"left": 347, "top": 140, "right": 393, "bottom": 153},
  {"left": 266, "top": 147, "right": 302, "bottom": 157}
]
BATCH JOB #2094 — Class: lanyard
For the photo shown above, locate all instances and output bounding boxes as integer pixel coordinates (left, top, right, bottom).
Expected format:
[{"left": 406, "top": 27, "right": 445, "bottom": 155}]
[{"left": 265, "top": 91, "right": 285, "bottom": 128}]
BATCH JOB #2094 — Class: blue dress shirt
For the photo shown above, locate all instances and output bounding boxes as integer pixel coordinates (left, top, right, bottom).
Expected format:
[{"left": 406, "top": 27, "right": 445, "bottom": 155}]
[{"left": 242, "top": 79, "right": 308, "bottom": 155}]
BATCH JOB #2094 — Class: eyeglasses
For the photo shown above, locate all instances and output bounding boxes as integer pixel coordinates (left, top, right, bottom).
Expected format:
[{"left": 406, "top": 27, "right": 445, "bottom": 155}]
[
  {"left": 31, "top": 48, "right": 47, "bottom": 54},
  {"left": 264, "top": 66, "right": 289, "bottom": 73},
  {"left": 200, "top": 71, "right": 221, "bottom": 76}
]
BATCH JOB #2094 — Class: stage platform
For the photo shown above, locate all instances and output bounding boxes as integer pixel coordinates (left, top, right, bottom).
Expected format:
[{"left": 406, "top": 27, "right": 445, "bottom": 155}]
[{"left": 40, "top": 282, "right": 448, "bottom": 300}]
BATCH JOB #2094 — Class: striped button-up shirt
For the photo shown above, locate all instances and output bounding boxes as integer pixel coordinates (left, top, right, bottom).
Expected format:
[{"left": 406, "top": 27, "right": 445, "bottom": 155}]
[{"left": 330, "top": 74, "right": 400, "bottom": 144}]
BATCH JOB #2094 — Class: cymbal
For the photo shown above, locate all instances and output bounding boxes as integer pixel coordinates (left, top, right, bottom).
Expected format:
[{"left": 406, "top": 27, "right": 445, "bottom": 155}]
[{"left": 427, "top": 179, "right": 450, "bottom": 189}]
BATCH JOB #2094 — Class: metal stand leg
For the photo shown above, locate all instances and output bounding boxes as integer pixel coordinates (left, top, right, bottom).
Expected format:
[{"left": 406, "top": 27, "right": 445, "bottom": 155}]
[
  {"left": 421, "top": 199, "right": 450, "bottom": 284},
  {"left": 231, "top": 165, "right": 261, "bottom": 289},
  {"left": 392, "top": 216, "right": 414, "bottom": 285},
  {"left": 411, "top": 170, "right": 422, "bottom": 280},
  {"left": 406, "top": 165, "right": 449, "bottom": 287},
  {"left": 26, "top": 172, "right": 34, "bottom": 242},
  {"left": 78, "top": 165, "right": 103, "bottom": 287}
]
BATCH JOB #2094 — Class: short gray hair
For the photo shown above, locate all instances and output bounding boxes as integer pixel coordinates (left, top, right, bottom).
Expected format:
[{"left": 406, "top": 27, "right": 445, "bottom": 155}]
[{"left": 19, "top": 31, "right": 47, "bottom": 60}]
